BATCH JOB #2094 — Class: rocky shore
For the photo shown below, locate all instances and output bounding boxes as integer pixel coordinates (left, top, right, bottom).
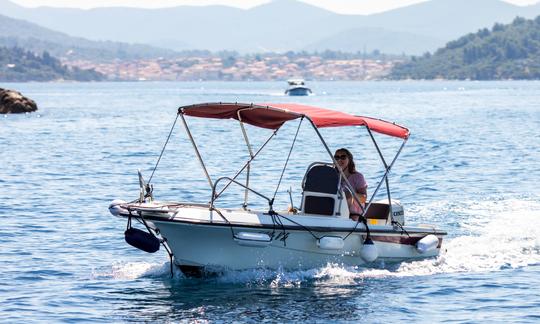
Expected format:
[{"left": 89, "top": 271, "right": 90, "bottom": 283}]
[{"left": 0, "top": 88, "right": 37, "bottom": 113}]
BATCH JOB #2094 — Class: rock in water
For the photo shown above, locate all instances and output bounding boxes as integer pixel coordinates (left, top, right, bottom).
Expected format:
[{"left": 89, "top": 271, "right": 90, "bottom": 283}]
[{"left": 0, "top": 88, "right": 38, "bottom": 114}]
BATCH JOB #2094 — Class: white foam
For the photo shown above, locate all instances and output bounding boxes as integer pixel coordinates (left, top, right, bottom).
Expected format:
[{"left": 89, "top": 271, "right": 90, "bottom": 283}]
[
  {"left": 215, "top": 263, "right": 362, "bottom": 287},
  {"left": 93, "top": 261, "right": 177, "bottom": 280},
  {"left": 390, "top": 197, "right": 540, "bottom": 277}
]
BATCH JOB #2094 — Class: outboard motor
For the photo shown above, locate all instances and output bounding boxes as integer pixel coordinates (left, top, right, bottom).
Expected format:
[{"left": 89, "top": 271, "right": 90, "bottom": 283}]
[{"left": 390, "top": 200, "right": 405, "bottom": 225}]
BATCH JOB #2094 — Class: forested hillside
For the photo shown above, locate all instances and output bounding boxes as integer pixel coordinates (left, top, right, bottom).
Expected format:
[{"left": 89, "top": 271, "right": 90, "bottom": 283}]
[
  {"left": 391, "top": 16, "right": 540, "bottom": 80},
  {"left": 0, "top": 47, "right": 103, "bottom": 81}
]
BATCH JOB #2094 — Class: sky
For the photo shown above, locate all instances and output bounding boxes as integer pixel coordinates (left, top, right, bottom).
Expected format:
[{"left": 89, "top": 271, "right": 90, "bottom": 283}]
[{"left": 9, "top": 0, "right": 540, "bottom": 14}]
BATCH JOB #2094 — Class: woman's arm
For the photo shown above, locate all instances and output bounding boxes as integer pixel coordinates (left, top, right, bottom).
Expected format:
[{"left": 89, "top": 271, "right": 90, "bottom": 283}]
[{"left": 352, "top": 172, "right": 368, "bottom": 203}]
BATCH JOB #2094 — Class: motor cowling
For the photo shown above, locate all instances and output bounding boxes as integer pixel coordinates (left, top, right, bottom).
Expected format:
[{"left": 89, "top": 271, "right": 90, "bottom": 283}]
[{"left": 390, "top": 200, "right": 405, "bottom": 225}]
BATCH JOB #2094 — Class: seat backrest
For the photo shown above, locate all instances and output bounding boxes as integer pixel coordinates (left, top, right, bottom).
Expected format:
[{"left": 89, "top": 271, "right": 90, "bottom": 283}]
[
  {"left": 301, "top": 163, "right": 341, "bottom": 216},
  {"left": 303, "top": 164, "right": 339, "bottom": 194}
]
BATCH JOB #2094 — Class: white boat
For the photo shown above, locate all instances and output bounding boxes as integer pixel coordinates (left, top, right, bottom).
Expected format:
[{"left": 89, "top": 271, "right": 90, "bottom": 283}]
[
  {"left": 285, "top": 79, "right": 312, "bottom": 96},
  {"left": 109, "top": 102, "right": 446, "bottom": 277}
]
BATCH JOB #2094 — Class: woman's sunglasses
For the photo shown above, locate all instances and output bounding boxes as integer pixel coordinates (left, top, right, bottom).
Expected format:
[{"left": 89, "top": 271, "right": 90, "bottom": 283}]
[{"left": 334, "top": 154, "right": 348, "bottom": 160}]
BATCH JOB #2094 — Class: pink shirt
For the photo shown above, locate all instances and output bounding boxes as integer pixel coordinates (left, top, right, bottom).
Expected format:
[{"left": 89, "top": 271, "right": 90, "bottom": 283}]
[{"left": 342, "top": 172, "right": 367, "bottom": 214}]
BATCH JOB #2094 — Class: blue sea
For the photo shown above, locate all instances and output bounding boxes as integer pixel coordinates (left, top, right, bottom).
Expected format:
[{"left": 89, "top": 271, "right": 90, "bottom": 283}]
[{"left": 1, "top": 81, "right": 539, "bottom": 322}]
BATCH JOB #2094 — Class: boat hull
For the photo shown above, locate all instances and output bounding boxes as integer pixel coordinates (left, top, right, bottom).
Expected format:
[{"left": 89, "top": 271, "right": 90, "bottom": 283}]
[
  {"left": 285, "top": 87, "right": 311, "bottom": 96},
  {"left": 112, "top": 203, "right": 445, "bottom": 272},
  {"left": 156, "top": 221, "right": 442, "bottom": 271},
  {"left": 149, "top": 212, "right": 443, "bottom": 271}
]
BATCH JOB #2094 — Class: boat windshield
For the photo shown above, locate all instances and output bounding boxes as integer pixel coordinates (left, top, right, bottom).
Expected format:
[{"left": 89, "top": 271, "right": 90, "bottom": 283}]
[{"left": 288, "top": 80, "right": 305, "bottom": 86}]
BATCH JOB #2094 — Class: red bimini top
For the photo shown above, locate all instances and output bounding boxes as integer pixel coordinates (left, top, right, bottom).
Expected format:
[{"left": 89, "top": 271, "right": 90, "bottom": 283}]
[{"left": 179, "top": 102, "right": 409, "bottom": 139}]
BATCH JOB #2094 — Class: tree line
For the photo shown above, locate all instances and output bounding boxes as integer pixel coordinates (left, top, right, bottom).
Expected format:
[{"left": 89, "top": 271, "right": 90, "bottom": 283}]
[
  {"left": 390, "top": 16, "right": 540, "bottom": 80},
  {"left": 0, "top": 46, "right": 104, "bottom": 82}
]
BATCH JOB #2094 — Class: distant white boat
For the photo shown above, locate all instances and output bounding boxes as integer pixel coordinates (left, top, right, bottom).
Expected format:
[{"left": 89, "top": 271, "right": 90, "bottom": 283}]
[{"left": 285, "top": 79, "right": 312, "bottom": 96}]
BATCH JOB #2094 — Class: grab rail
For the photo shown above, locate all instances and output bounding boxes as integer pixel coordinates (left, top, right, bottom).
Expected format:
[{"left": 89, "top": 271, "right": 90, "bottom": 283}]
[{"left": 210, "top": 176, "right": 273, "bottom": 210}]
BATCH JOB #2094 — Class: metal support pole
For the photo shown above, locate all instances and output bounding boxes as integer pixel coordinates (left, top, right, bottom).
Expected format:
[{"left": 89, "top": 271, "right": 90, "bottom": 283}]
[
  {"left": 211, "top": 176, "right": 272, "bottom": 210},
  {"left": 237, "top": 111, "right": 255, "bottom": 209},
  {"left": 179, "top": 113, "right": 214, "bottom": 190},
  {"left": 362, "top": 138, "right": 407, "bottom": 218},
  {"left": 214, "top": 129, "right": 278, "bottom": 200},
  {"left": 366, "top": 127, "right": 393, "bottom": 216},
  {"left": 307, "top": 118, "right": 407, "bottom": 221}
]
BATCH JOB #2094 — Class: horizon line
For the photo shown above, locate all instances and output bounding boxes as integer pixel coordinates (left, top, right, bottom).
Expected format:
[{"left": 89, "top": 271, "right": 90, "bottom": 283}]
[{"left": 8, "top": 0, "right": 540, "bottom": 15}]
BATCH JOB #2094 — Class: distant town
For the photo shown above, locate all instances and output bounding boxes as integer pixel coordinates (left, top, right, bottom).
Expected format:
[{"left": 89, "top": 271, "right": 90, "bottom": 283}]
[{"left": 65, "top": 54, "right": 399, "bottom": 81}]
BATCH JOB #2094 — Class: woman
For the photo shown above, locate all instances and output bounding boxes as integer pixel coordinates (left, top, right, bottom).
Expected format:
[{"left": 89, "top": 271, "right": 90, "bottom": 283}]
[{"left": 334, "top": 148, "right": 368, "bottom": 221}]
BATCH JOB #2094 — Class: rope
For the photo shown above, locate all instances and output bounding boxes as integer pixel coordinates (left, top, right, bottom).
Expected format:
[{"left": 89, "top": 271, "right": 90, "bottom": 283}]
[
  {"left": 126, "top": 206, "right": 175, "bottom": 277},
  {"left": 272, "top": 212, "right": 321, "bottom": 241},
  {"left": 126, "top": 215, "right": 132, "bottom": 231},
  {"left": 272, "top": 117, "right": 303, "bottom": 200},
  {"left": 269, "top": 210, "right": 287, "bottom": 246},
  {"left": 392, "top": 220, "right": 410, "bottom": 237},
  {"left": 343, "top": 213, "right": 368, "bottom": 240},
  {"left": 211, "top": 207, "right": 236, "bottom": 238},
  {"left": 148, "top": 113, "right": 180, "bottom": 184}
]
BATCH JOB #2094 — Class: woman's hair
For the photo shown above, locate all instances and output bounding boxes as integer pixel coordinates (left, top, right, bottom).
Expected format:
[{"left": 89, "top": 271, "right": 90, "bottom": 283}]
[{"left": 335, "top": 148, "right": 357, "bottom": 174}]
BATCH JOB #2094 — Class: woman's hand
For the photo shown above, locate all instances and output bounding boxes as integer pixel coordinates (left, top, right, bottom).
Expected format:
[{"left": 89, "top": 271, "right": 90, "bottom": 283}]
[
  {"left": 359, "top": 194, "right": 367, "bottom": 204},
  {"left": 350, "top": 193, "right": 366, "bottom": 204}
]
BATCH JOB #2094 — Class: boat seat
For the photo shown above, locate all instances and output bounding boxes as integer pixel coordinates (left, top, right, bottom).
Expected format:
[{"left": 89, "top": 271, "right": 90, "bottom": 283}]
[{"left": 301, "top": 163, "right": 345, "bottom": 217}]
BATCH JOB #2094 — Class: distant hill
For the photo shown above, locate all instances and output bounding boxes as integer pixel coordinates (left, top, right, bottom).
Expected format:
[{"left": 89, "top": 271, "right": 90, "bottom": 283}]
[
  {"left": 0, "top": 46, "right": 104, "bottom": 81},
  {"left": 0, "top": 14, "right": 178, "bottom": 61},
  {"left": 303, "top": 27, "right": 443, "bottom": 54},
  {"left": 390, "top": 16, "right": 540, "bottom": 80},
  {"left": 361, "top": 0, "right": 537, "bottom": 40},
  {"left": 2, "top": 0, "right": 540, "bottom": 55}
]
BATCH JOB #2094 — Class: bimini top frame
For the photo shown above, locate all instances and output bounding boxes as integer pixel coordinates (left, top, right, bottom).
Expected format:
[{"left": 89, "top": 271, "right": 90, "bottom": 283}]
[{"left": 177, "top": 102, "right": 409, "bottom": 220}]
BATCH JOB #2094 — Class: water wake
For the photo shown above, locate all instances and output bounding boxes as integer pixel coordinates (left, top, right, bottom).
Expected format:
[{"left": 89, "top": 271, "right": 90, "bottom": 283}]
[{"left": 395, "top": 197, "right": 540, "bottom": 276}]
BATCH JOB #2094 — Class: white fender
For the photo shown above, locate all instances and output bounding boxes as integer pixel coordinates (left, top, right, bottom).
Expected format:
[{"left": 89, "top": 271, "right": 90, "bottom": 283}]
[
  {"left": 360, "top": 237, "right": 378, "bottom": 262},
  {"left": 416, "top": 234, "right": 439, "bottom": 254},
  {"left": 234, "top": 232, "right": 272, "bottom": 248},
  {"left": 318, "top": 236, "right": 344, "bottom": 250},
  {"left": 109, "top": 199, "right": 127, "bottom": 217}
]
